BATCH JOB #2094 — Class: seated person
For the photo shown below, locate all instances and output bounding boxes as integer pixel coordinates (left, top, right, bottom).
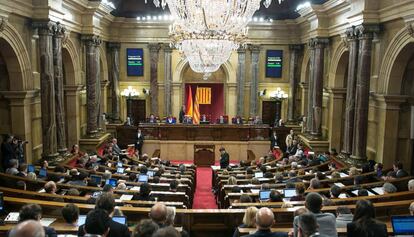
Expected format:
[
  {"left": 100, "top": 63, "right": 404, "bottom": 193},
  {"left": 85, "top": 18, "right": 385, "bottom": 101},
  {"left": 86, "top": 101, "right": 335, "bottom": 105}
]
[
  {"left": 293, "top": 192, "right": 337, "bottom": 237},
  {"left": 18, "top": 204, "right": 57, "bottom": 236},
  {"left": 347, "top": 200, "right": 387, "bottom": 237},
  {"left": 133, "top": 183, "right": 155, "bottom": 201},
  {"left": 134, "top": 219, "right": 159, "bottom": 237},
  {"left": 357, "top": 189, "right": 369, "bottom": 197},
  {"left": 245, "top": 207, "right": 287, "bottom": 237},
  {"left": 200, "top": 114, "right": 208, "bottom": 123},
  {"left": 183, "top": 115, "right": 193, "bottom": 124},
  {"left": 269, "top": 190, "right": 283, "bottom": 202},
  {"left": 44, "top": 181, "right": 57, "bottom": 195},
  {"left": 70, "top": 144, "right": 85, "bottom": 157},
  {"left": 6, "top": 159, "right": 19, "bottom": 175},
  {"left": 232, "top": 207, "right": 258, "bottom": 237},
  {"left": 383, "top": 182, "right": 397, "bottom": 194},
  {"left": 16, "top": 163, "right": 28, "bottom": 177},
  {"left": 83, "top": 209, "right": 111, "bottom": 237},
  {"left": 330, "top": 185, "right": 343, "bottom": 199},
  {"left": 61, "top": 203, "right": 79, "bottom": 226},
  {"left": 232, "top": 115, "right": 243, "bottom": 124},
  {"left": 297, "top": 213, "right": 328, "bottom": 237},
  {"left": 410, "top": 202, "right": 414, "bottom": 216},
  {"left": 239, "top": 194, "right": 253, "bottom": 203},
  {"left": 290, "top": 183, "right": 306, "bottom": 201},
  {"left": 169, "top": 180, "right": 179, "bottom": 192},
  {"left": 217, "top": 115, "right": 227, "bottom": 124},
  {"left": 335, "top": 206, "right": 353, "bottom": 228},
  {"left": 253, "top": 115, "right": 263, "bottom": 125},
  {"left": 148, "top": 114, "right": 157, "bottom": 123},
  {"left": 165, "top": 115, "right": 176, "bottom": 124},
  {"left": 9, "top": 220, "right": 46, "bottom": 237},
  {"left": 393, "top": 160, "right": 408, "bottom": 178},
  {"left": 409, "top": 179, "right": 414, "bottom": 191}
]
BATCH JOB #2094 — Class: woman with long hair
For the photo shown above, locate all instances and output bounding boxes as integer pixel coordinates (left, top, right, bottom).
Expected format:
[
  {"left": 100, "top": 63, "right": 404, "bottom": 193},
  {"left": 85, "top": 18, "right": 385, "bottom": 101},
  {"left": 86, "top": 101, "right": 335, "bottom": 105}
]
[{"left": 347, "top": 200, "right": 388, "bottom": 237}]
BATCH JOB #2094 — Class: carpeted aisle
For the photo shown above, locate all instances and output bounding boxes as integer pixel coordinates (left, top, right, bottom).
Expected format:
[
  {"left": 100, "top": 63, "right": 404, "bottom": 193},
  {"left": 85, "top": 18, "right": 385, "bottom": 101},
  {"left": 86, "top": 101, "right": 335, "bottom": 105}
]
[{"left": 192, "top": 166, "right": 218, "bottom": 209}]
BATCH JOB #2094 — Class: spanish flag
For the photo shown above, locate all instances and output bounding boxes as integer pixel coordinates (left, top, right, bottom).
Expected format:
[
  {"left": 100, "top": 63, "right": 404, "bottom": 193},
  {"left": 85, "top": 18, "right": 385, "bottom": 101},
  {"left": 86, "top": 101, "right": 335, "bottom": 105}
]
[
  {"left": 193, "top": 87, "right": 200, "bottom": 124},
  {"left": 186, "top": 86, "right": 193, "bottom": 118}
]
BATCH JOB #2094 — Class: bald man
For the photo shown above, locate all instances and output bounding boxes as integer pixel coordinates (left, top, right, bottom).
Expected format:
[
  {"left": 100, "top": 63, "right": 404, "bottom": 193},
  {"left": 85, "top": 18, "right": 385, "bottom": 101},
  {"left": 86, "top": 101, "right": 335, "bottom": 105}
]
[
  {"left": 149, "top": 203, "right": 168, "bottom": 228},
  {"left": 9, "top": 220, "right": 45, "bottom": 237},
  {"left": 245, "top": 207, "right": 287, "bottom": 237}
]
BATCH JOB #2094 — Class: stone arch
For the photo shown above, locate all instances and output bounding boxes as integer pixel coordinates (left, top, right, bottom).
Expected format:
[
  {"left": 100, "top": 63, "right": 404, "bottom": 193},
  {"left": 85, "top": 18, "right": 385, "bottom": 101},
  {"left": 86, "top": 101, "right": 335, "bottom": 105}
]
[
  {"left": 329, "top": 42, "right": 349, "bottom": 88},
  {"left": 0, "top": 21, "right": 32, "bottom": 91},
  {"left": 174, "top": 58, "right": 232, "bottom": 83},
  {"left": 62, "top": 37, "right": 81, "bottom": 85},
  {"left": 380, "top": 28, "right": 414, "bottom": 94},
  {"left": 300, "top": 47, "right": 310, "bottom": 83}
]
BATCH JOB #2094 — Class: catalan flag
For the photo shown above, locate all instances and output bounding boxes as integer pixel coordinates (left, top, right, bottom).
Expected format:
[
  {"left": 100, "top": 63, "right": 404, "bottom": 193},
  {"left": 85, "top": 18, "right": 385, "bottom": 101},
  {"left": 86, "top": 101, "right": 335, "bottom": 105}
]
[
  {"left": 186, "top": 86, "right": 193, "bottom": 118},
  {"left": 196, "top": 87, "right": 212, "bottom": 105},
  {"left": 193, "top": 87, "right": 200, "bottom": 124}
]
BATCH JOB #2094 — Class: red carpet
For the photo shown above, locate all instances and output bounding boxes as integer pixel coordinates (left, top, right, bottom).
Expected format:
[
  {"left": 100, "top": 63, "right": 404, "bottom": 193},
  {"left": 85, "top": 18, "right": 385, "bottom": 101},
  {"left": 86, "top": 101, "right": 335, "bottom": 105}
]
[{"left": 192, "top": 166, "right": 217, "bottom": 209}]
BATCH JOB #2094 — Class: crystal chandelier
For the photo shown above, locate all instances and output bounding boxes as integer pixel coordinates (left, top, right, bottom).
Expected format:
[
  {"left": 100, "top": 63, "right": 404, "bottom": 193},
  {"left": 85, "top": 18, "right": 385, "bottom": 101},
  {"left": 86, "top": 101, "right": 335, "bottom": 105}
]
[{"left": 147, "top": 0, "right": 285, "bottom": 74}]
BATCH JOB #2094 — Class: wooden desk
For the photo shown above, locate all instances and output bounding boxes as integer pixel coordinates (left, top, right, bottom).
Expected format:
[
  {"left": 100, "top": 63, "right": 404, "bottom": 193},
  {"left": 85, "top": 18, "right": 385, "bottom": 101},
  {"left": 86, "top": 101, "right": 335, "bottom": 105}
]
[{"left": 116, "top": 124, "right": 290, "bottom": 150}]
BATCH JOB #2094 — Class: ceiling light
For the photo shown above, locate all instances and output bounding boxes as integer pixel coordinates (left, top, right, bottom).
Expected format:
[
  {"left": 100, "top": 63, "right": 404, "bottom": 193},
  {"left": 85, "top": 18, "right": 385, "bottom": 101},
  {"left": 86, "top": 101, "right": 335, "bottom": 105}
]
[
  {"left": 137, "top": 16, "right": 141, "bottom": 20},
  {"left": 296, "top": 2, "right": 311, "bottom": 11}
]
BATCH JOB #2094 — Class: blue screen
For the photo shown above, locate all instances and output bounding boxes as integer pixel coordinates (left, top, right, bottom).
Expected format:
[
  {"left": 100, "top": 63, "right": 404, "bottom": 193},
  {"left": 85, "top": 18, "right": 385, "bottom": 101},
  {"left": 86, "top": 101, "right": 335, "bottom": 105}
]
[
  {"left": 39, "top": 168, "right": 47, "bottom": 177},
  {"left": 77, "top": 215, "right": 86, "bottom": 226},
  {"left": 147, "top": 171, "right": 155, "bottom": 177},
  {"left": 266, "top": 50, "right": 283, "bottom": 78},
  {"left": 138, "top": 175, "right": 148, "bottom": 183},
  {"left": 117, "top": 168, "right": 125, "bottom": 174},
  {"left": 90, "top": 175, "right": 102, "bottom": 184},
  {"left": 112, "top": 216, "right": 127, "bottom": 225},
  {"left": 106, "top": 178, "right": 117, "bottom": 187},
  {"left": 27, "top": 165, "right": 35, "bottom": 173},
  {"left": 127, "top": 48, "right": 144, "bottom": 76},
  {"left": 259, "top": 190, "right": 271, "bottom": 200},
  {"left": 117, "top": 162, "right": 123, "bottom": 167},
  {"left": 392, "top": 216, "right": 414, "bottom": 234}
]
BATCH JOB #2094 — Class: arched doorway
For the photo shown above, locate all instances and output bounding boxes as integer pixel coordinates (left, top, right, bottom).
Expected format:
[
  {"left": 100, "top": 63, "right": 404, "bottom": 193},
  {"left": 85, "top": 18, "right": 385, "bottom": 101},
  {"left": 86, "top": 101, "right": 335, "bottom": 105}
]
[
  {"left": 0, "top": 45, "right": 12, "bottom": 138},
  {"left": 181, "top": 65, "right": 227, "bottom": 123}
]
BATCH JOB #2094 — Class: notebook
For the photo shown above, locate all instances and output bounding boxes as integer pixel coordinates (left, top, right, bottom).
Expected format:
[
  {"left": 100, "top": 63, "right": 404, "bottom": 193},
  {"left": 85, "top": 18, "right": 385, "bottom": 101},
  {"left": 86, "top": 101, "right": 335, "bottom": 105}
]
[
  {"left": 372, "top": 187, "right": 385, "bottom": 195},
  {"left": 119, "top": 194, "right": 133, "bottom": 201}
]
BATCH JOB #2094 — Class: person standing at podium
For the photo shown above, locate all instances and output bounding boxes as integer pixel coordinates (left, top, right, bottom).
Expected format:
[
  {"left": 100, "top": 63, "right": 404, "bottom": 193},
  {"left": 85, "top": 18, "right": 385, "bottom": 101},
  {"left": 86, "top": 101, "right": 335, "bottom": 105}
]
[
  {"left": 219, "top": 147, "right": 230, "bottom": 169},
  {"left": 135, "top": 129, "right": 144, "bottom": 157},
  {"left": 179, "top": 105, "right": 186, "bottom": 123},
  {"left": 270, "top": 131, "right": 278, "bottom": 150}
]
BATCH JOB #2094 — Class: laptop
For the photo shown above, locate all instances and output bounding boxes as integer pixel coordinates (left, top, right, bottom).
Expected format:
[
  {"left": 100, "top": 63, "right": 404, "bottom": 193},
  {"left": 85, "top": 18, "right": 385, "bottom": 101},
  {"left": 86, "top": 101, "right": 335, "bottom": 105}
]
[
  {"left": 112, "top": 216, "right": 127, "bottom": 225},
  {"left": 254, "top": 172, "right": 264, "bottom": 178},
  {"left": 0, "top": 192, "right": 3, "bottom": 212},
  {"left": 38, "top": 168, "right": 47, "bottom": 177},
  {"left": 92, "top": 191, "right": 102, "bottom": 199},
  {"left": 105, "top": 178, "right": 117, "bottom": 187},
  {"left": 117, "top": 167, "right": 125, "bottom": 174},
  {"left": 147, "top": 170, "right": 155, "bottom": 177},
  {"left": 117, "top": 162, "right": 123, "bottom": 168},
  {"left": 90, "top": 175, "right": 102, "bottom": 185},
  {"left": 283, "top": 188, "right": 297, "bottom": 198},
  {"left": 77, "top": 215, "right": 87, "bottom": 226},
  {"left": 392, "top": 216, "right": 414, "bottom": 235},
  {"left": 259, "top": 190, "right": 271, "bottom": 201},
  {"left": 138, "top": 174, "right": 149, "bottom": 183},
  {"left": 27, "top": 164, "right": 35, "bottom": 173}
]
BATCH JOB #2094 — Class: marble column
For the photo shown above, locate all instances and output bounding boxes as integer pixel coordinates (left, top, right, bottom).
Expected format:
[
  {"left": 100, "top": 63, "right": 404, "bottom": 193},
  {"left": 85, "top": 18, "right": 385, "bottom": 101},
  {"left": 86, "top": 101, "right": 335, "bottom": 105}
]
[
  {"left": 33, "top": 21, "right": 58, "bottom": 159},
  {"left": 82, "top": 35, "right": 102, "bottom": 136},
  {"left": 288, "top": 44, "right": 303, "bottom": 122},
  {"left": 164, "top": 45, "right": 173, "bottom": 116},
  {"left": 351, "top": 24, "right": 379, "bottom": 161},
  {"left": 311, "top": 38, "right": 329, "bottom": 136},
  {"left": 306, "top": 42, "right": 315, "bottom": 133},
  {"left": 149, "top": 43, "right": 161, "bottom": 116},
  {"left": 249, "top": 45, "right": 260, "bottom": 117},
  {"left": 236, "top": 48, "right": 246, "bottom": 116},
  {"left": 342, "top": 26, "right": 359, "bottom": 155},
  {"left": 108, "top": 42, "right": 121, "bottom": 123},
  {"left": 52, "top": 22, "right": 67, "bottom": 154}
]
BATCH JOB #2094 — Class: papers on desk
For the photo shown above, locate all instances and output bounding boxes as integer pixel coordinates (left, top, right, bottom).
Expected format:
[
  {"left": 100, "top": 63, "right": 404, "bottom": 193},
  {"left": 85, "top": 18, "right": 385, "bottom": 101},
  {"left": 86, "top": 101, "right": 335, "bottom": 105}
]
[
  {"left": 119, "top": 194, "right": 134, "bottom": 201},
  {"left": 130, "top": 186, "right": 140, "bottom": 191},
  {"left": 351, "top": 190, "right": 375, "bottom": 196},
  {"left": 40, "top": 218, "right": 56, "bottom": 227},
  {"left": 4, "top": 212, "right": 20, "bottom": 223},
  {"left": 211, "top": 166, "right": 221, "bottom": 170},
  {"left": 326, "top": 175, "right": 332, "bottom": 179},
  {"left": 338, "top": 193, "right": 348, "bottom": 199},
  {"left": 250, "top": 189, "right": 260, "bottom": 194},
  {"left": 339, "top": 172, "right": 349, "bottom": 178},
  {"left": 258, "top": 178, "right": 270, "bottom": 181},
  {"left": 334, "top": 182, "right": 345, "bottom": 187},
  {"left": 372, "top": 187, "right": 385, "bottom": 195}
]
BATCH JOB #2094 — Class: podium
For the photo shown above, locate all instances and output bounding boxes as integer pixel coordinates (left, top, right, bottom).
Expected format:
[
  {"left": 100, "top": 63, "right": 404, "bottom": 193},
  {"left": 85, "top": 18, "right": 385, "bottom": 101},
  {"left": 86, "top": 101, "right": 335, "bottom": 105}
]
[{"left": 194, "top": 145, "right": 215, "bottom": 166}]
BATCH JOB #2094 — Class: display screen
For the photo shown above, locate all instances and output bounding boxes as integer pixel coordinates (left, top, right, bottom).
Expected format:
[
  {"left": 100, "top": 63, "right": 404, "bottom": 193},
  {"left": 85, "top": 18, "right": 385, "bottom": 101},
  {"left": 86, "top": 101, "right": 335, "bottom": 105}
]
[
  {"left": 112, "top": 216, "right": 127, "bottom": 225},
  {"left": 127, "top": 48, "right": 144, "bottom": 76},
  {"left": 266, "top": 50, "right": 283, "bottom": 78},
  {"left": 106, "top": 178, "right": 117, "bottom": 187},
  {"left": 259, "top": 190, "right": 271, "bottom": 200},
  {"left": 138, "top": 174, "right": 149, "bottom": 183},
  {"left": 39, "top": 168, "right": 47, "bottom": 177},
  {"left": 90, "top": 175, "right": 102, "bottom": 185},
  {"left": 392, "top": 216, "right": 414, "bottom": 234},
  {"left": 284, "top": 188, "right": 296, "bottom": 198}
]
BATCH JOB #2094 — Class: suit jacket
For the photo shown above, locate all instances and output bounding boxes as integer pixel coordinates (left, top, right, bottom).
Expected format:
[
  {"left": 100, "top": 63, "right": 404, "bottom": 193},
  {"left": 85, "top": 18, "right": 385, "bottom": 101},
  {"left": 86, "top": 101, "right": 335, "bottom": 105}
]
[
  {"left": 112, "top": 144, "right": 122, "bottom": 155},
  {"left": 220, "top": 152, "right": 230, "bottom": 169},
  {"left": 1, "top": 142, "right": 15, "bottom": 168},
  {"left": 396, "top": 169, "right": 408, "bottom": 178},
  {"left": 78, "top": 220, "right": 130, "bottom": 237},
  {"left": 270, "top": 135, "right": 278, "bottom": 148},
  {"left": 179, "top": 110, "right": 185, "bottom": 123},
  {"left": 245, "top": 229, "right": 288, "bottom": 237},
  {"left": 293, "top": 212, "right": 337, "bottom": 237},
  {"left": 136, "top": 133, "right": 144, "bottom": 147},
  {"left": 346, "top": 221, "right": 388, "bottom": 237}
]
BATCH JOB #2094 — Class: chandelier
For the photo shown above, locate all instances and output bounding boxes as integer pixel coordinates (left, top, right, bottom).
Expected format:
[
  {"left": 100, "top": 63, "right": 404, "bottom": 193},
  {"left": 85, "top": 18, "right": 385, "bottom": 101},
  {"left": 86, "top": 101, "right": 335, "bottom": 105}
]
[{"left": 147, "top": 0, "right": 285, "bottom": 75}]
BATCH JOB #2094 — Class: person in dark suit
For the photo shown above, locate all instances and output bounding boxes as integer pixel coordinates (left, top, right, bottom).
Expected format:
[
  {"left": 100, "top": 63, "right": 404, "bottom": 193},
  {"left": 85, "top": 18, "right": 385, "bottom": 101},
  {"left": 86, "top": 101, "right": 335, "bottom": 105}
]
[
  {"left": 82, "top": 209, "right": 111, "bottom": 237},
  {"left": 219, "top": 147, "right": 230, "bottom": 169},
  {"left": 393, "top": 160, "right": 408, "bottom": 178},
  {"left": 179, "top": 105, "right": 186, "bottom": 123},
  {"left": 78, "top": 193, "right": 130, "bottom": 237},
  {"left": 1, "top": 135, "right": 15, "bottom": 170},
  {"left": 297, "top": 213, "right": 330, "bottom": 237},
  {"left": 346, "top": 200, "right": 388, "bottom": 237},
  {"left": 8, "top": 220, "right": 45, "bottom": 237},
  {"left": 111, "top": 138, "right": 122, "bottom": 156},
  {"left": 135, "top": 129, "right": 144, "bottom": 157},
  {"left": 270, "top": 131, "right": 278, "bottom": 150},
  {"left": 245, "top": 207, "right": 287, "bottom": 237},
  {"left": 17, "top": 203, "right": 57, "bottom": 237}
]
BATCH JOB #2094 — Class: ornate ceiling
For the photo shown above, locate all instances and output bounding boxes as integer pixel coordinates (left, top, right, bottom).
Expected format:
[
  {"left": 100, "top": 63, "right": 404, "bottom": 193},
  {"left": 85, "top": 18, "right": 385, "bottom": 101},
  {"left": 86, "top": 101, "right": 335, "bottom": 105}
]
[{"left": 109, "top": 0, "right": 328, "bottom": 20}]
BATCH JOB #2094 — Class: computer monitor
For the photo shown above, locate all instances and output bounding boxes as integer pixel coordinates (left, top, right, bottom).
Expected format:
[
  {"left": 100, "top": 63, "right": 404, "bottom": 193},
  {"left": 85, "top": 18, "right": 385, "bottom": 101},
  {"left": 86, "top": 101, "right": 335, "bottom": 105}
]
[
  {"left": 392, "top": 216, "right": 414, "bottom": 235},
  {"left": 259, "top": 190, "right": 271, "bottom": 201},
  {"left": 117, "top": 162, "right": 123, "bottom": 168},
  {"left": 92, "top": 191, "right": 102, "bottom": 199},
  {"left": 0, "top": 192, "right": 3, "bottom": 211},
  {"left": 112, "top": 216, "right": 127, "bottom": 225},
  {"left": 38, "top": 168, "right": 47, "bottom": 177},
  {"left": 90, "top": 175, "right": 102, "bottom": 185},
  {"left": 254, "top": 172, "right": 263, "bottom": 178},
  {"left": 117, "top": 167, "right": 125, "bottom": 174},
  {"left": 77, "top": 215, "right": 87, "bottom": 226},
  {"left": 106, "top": 178, "right": 117, "bottom": 187},
  {"left": 138, "top": 174, "right": 149, "bottom": 183},
  {"left": 147, "top": 170, "right": 155, "bottom": 177},
  {"left": 27, "top": 164, "right": 35, "bottom": 173},
  {"left": 283, "top": 188, "right": 296, "bottom": 198}
]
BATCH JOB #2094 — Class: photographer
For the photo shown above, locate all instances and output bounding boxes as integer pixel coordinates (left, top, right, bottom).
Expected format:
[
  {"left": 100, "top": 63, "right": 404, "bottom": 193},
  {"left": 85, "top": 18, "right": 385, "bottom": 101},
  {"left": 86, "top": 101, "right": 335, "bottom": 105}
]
[{"left": 12, "top": 137, "right": 28, "bottom": 164}]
